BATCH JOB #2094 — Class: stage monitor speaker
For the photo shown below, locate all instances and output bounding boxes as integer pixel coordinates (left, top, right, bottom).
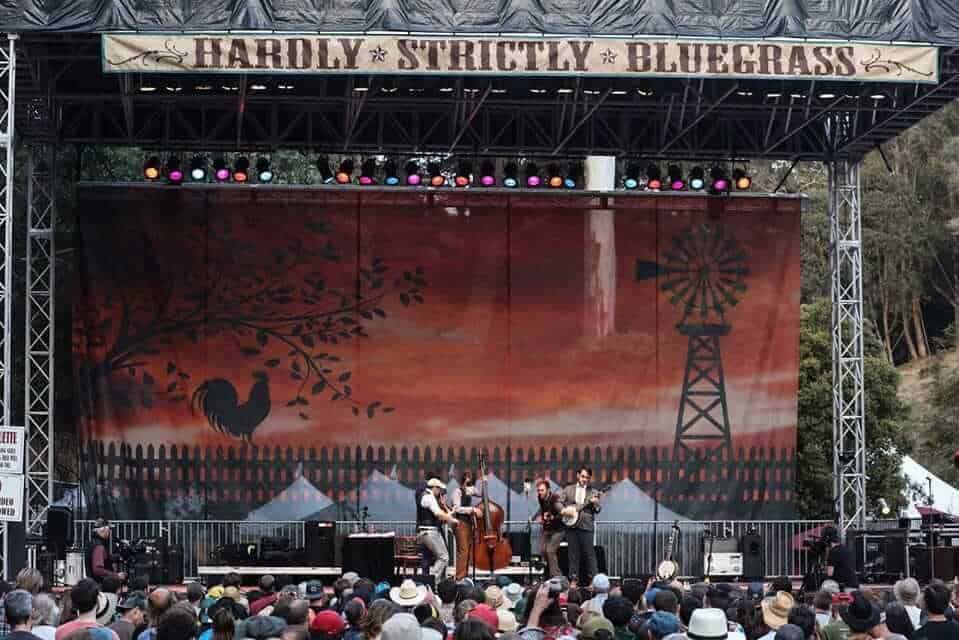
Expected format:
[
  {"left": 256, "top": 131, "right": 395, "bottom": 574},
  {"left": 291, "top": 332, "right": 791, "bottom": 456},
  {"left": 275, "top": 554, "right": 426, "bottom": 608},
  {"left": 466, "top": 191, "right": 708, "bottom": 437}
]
[
  {"left": 934, "top": 547, "right": 959, "bottom": 581},
  {"left": 741, "top": 533, "right": 764, "bottom": 580},
  {"left": 852, "top": 532, "right": 884, "bottom": 574},
  {"left": 507, "top": 532, "right": 531, "bottom": 561},
  {"left": 709, "top": 537, "right": 740, "bottom": 554},
  {"left": 165, "top": 545, "right": 184, "bottom": 584},
  {"left": 46, "top": 507, "right": 73, "bottom": 550},
  {"left": 910, "top": 547, "right": 932, "bottom": 583},
  {"left": 882, "top": 530, "right": 907, "bottom": 576},
  {"left": 305, "top": 521, "right": 336, "bottom": 566}
]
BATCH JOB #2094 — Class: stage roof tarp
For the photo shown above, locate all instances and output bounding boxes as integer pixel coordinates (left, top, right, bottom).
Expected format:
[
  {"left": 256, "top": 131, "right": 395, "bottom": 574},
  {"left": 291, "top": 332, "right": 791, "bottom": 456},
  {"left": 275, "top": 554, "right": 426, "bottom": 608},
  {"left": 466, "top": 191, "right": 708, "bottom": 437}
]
[{"left": 2, "top": 1, "right": 959, "bottom": 44}]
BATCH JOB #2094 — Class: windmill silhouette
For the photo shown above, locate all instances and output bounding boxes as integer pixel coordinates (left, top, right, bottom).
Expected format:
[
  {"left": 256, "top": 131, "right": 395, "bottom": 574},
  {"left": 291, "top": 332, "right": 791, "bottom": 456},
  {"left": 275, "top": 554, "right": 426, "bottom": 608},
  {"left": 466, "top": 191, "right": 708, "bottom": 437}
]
[{"left": 636, "top": 223, "right": 748, "bottom": 459}]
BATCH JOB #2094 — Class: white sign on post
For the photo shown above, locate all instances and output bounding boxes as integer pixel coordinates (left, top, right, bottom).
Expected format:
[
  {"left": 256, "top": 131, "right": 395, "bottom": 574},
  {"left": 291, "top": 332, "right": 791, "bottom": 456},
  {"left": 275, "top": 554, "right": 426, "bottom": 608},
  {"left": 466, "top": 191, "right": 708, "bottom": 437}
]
[
  {"left": 0, "top": 474, "right": 23, "bottom": 522},
  {"left": 0, "top": 427, "right": 24, "bottom": 475}
]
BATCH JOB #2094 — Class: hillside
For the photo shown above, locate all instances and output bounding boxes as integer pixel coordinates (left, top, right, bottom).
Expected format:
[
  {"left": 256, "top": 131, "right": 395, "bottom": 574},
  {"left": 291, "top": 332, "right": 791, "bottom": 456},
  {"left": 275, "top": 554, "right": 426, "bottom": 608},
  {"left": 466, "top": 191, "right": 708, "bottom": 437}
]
[{"left": 897, "top": 349, "right": 959, "bottom": 482}]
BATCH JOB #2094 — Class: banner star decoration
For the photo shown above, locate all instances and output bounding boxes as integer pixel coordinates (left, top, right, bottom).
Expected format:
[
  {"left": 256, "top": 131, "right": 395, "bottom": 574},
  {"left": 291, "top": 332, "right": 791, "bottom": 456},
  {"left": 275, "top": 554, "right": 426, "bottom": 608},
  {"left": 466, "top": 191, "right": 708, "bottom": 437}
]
[
  {"left": 369, "top": 46, "right": 387, "bottom": 63},
  {"left": 600, "top": 48, "right": 617, "bottom": 64}
]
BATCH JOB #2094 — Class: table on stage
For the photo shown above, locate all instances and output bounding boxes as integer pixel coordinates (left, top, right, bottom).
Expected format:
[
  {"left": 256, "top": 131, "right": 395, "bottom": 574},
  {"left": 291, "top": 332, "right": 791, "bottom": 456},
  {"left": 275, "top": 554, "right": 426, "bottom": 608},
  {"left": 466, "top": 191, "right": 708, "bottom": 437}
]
[{"left": 341, "top": 532, "right": 396, "bottom": 583}]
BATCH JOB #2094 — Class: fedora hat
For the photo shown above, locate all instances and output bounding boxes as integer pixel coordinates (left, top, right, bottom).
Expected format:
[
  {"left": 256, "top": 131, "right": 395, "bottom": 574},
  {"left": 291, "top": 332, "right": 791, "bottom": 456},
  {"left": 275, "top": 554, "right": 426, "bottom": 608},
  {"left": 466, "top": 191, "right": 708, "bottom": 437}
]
[
  {"left": 426, "top": 478, "right": 446, "bottom": 490},
  {"left": 761, "top": 591, "right": 794, "bottom": 630},
  {"left": 484, "top": 585, "right": 506, "bottom": 610},
  {"left": 687, "top": 608, "right": 730, "bottom": 640},
  {"left": 389, "top": 579, "right": 428, "bottom": 608},
  {"left": 503, "top": 582, "right": 522, "bottom": 609},
  {"left": 840, "top": 591, "right": 881, "bottom": 633}
]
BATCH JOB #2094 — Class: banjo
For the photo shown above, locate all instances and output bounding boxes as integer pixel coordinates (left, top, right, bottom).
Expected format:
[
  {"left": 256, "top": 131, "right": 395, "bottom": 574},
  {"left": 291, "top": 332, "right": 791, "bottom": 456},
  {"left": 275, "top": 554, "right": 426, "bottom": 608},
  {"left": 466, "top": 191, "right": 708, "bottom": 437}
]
[
  {"left": 656, "top": 521, "right": 681, "bottom": 581},
  {"left": 561, "top": 485, "right": 611, "bottom": 527}
]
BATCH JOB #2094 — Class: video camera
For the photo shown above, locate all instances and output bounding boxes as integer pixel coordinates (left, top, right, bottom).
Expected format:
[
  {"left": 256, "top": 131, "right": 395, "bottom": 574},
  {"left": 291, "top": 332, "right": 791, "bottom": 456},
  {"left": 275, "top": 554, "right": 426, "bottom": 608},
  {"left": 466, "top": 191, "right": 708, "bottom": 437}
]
[{"left": 802, "top": 535, "right": 829, "bottom": 555}]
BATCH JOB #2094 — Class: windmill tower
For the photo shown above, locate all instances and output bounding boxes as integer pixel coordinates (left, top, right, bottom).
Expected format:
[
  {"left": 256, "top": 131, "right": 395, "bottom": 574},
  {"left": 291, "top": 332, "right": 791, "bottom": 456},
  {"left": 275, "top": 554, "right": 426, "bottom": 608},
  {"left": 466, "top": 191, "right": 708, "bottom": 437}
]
[{"left": 637, "top": 223, "right": 748, "bottom": 459}]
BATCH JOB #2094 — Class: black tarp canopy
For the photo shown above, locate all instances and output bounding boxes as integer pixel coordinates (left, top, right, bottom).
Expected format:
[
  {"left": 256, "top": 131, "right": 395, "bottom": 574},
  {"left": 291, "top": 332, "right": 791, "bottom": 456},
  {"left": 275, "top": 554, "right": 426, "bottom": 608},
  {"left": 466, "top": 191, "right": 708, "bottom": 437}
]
[{"left": 3, "top": 0, "right": 959, "bottom": 44}]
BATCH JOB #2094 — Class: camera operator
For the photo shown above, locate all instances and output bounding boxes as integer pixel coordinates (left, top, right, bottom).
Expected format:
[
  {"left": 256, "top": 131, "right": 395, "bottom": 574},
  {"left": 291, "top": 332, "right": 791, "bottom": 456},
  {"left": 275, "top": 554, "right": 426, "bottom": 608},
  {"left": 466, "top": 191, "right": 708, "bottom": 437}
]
[
  {"left": 823, "top": 526, "right": 859, "bottom": 590},
  {"left": 517, "top": 579, "right": 577, "bottom": 640}
]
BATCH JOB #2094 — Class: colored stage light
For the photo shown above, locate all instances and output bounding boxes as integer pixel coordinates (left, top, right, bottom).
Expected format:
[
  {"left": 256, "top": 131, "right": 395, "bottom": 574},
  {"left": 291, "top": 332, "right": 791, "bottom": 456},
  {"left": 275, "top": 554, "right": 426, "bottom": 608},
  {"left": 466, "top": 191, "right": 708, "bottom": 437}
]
[
  {"left": 336, "top": 160, "right": 354, "bottom": 184},
  {"left": 165, "top": 156, "right": 183, "bottom": 183},
  {"left": 565, "top": 162, "right": 583, "bottom": 189},
  {"left": 733, "top": 168, "right": 753, "bottom": 190},
  {"left": 667, "top": 164, "right": 685, "bottom": 191},
  {"left": 405, "top": 161, "right": 422, "bottom": 186},
  {"left": 623, "top": 162, "right": 641, "bottom": 190},
  {"left": 213, "top": 157, "right": 230, "bottom": 182},
  {"left": 479, "top": 160, "right": 496, "bottom": 186},
  {"left": 143, "top": 156, "right": 161, "bottom": 180},
  {"left": 190, "top": 156, "right": 207, "bottom": 181},
  {"left": 525, "top": 163, "right": 541, "bottom": 187},
  {"left": 646, "top": 164, "right": 663, "bottom": 191},
  {"left": 316, "top": 156, "right": 336, "bottom": 184},
  {"left": 428, "top": 162, "right": 445, "bottom": 187},
  {"left": 256, "top": 157, "right": 273, "bottom": 183},
  {"left": 359, "top": 158, "right": 377, "bottom": 186},
  {"left": 689, "top": 166, "right": 706, "bottom": 191},
  {"left": 454, "top": 161, "right": 472, "bottom": 187},
  {"left": 233, "top": 157, "right": 250, "bottom": 183},
  {"left": 503, "top": 162, "right": 519, "bottom": 188},
  {"left": 547, "top": 164, "right": 563, "bottom": 188},
  {"left": 710, "top": 166, "right": 731, "bottom": 193},
  {"left": 384, "top": 160, "right": 400, "bottom": 186}
]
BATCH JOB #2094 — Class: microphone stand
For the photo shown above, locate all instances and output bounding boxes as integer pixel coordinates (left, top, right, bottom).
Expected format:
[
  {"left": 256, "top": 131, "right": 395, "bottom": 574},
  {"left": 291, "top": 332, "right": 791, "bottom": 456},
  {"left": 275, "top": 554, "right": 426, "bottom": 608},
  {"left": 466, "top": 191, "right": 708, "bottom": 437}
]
[{"left": 703, "top": 527, "right": 714, "bottom": 583}]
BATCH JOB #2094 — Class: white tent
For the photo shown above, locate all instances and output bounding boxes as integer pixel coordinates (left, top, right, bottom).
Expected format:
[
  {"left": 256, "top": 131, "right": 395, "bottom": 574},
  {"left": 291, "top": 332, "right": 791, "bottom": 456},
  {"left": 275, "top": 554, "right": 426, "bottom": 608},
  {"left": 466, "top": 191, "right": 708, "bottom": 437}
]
[
  {"left": 447, "top": 471, "right": 531, "bottom": 520},
  {"left": 357, "top": 469, "right": 416, "bottom": 521},
  {"left": 900, "top": 455, "right": 959, "bottom": 518},
  {"left": 597, "top": 479, "right": 687, "bottom": 522},
  {"left": 246, "top": 474, "right": 334, "bottom": 521}
]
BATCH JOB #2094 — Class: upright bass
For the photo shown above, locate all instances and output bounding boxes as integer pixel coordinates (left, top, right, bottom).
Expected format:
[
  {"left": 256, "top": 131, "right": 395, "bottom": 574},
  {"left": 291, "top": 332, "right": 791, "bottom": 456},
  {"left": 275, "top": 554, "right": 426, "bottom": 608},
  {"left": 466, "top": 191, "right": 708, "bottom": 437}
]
[{"left": 472, "top": 453, "right": 513, "bottom": 572}]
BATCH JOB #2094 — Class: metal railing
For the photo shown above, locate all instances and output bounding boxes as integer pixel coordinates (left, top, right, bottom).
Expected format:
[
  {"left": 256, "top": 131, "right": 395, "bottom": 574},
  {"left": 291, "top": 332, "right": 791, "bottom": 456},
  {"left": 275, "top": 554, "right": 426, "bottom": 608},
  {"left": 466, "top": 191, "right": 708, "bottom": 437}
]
[{"left": 76, "top": 519, "right": 828, "bottom": 582}]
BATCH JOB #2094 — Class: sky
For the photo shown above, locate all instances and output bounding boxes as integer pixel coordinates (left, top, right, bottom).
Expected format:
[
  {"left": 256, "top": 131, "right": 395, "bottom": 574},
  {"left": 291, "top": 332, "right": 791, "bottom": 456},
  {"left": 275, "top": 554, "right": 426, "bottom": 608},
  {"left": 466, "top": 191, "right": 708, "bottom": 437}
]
[{"left": 75, "top": 188, "right": 800, "bottom": 456}]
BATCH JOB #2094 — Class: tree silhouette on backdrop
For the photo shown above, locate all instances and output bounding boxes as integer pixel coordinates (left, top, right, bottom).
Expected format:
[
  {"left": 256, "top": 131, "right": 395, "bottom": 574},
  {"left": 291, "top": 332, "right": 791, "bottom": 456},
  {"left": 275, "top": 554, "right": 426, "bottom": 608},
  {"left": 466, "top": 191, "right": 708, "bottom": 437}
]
[{"left": 73, "top": 198, "right": 425, "bottom": 439}]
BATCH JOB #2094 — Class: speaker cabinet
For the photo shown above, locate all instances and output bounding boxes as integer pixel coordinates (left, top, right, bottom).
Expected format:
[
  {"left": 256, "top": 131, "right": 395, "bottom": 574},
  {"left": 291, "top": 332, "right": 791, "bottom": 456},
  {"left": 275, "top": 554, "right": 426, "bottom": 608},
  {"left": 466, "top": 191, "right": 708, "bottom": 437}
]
[
  {"left": 507, "top": 532, "right": 531, "bottom": 561},
  {"left": 882, "top": 530, "right": 908, "bottom": 576},
  {"left": 934, "top": 547, "right": 959, "bottom": 581},
  {"left": 305, "top": 521, "right": 336, "bottom": 566},
  {"left": 46, "top": 507, "right": 73, "bottom": 551},
  {"left": 165, "top": 545, "right": 184, "bottom": 584},
  {"left": 741, "top": 533, "right": 764, "bottom": 580}
]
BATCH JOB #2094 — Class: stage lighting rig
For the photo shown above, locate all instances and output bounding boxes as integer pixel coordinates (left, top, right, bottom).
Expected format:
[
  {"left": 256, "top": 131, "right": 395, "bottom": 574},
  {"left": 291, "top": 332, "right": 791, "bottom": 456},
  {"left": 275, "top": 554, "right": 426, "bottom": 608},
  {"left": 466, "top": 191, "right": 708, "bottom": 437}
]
[
  {"left": 622, "top": 162, "right": 642, "bottom": 190},
  {"left": 525, "top": 162, "right": 541, "bottom": 187},
  {"left": 143, "top": 156, "right": 161, "bottom": 181},
  {"left": 547, "top": 164, "right": 564, "bottom": 188},
  {"left": 359, "top": 158, "right": 377, "bottom": 185},
  {"left": 503, "top": 162, "right": 519, "bottom": 188},
  {"left": 454, "top": 161, "right": 472, "bottom": 187},
  {"left": 384, "top": 160, "right": 400, "bottom": 186},
  {"left": 190, "top": 156, "right": 207, "bottom": 182},
  {"left": 710, "top": 166, "right": 731, "bottom": 194},
  {"left": 233, "top": 157, "right": 250, "bottom": 183},
  {"left": 163, "top": 156, "right": 183, "bottom": 184},
  {"left": 256, "top": 157, "right": 273, "bottom": 183},
  {"left": 667, "top": 164, "right": 685, "bottom": 191},
  {"left": 689, "top": 166, "right": 706, "bottom": 191},
  {"left": 405, "top": 161, "right": 422, "bottom": 186},
  {"left": 213, "top": 157, "right": 230, "bottom": 182},
  {"left": 733, "top": 168, "right": 753, "bottom": 190},
  {"left": 646, "top": 164, "right": 663, "bottom": 191},
  {"left": 336, "top": 160, "right": 354, "bottom": 184},
  {"left": 479, "top": 160, "right": 496, "bottom": 186},
  {"left": 316, "top": 157, "right": 336, "bottom": 184},
  {"left": 428, "top": 162, "right": 445, "bottom": 187},
  {"left": 565, "top": 162, "right": 583, "bottom": 189}
]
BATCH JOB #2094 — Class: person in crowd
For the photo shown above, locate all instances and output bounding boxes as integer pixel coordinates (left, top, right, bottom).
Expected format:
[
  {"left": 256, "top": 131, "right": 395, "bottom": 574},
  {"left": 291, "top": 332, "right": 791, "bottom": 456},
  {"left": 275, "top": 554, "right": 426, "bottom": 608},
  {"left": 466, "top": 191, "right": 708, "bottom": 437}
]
[
  {"left": 680, "top": 594, "right": 700, "bottom": 631},
  {"left": 156, "top": 608, "right": 196, "bottom": 640},
  {"left": 183, "top": 586, "right": 205, "bottom": 623},
  {"left": 285, "top": 601, "right": 310, "bottom": 633},
  {"left": 243, "top": 615, "right": 286, "bottom": 640},
  {"left": 341, "top": 600, "right": 363, "bottom": 640},
  {"left": 813, "top": 591, "right": 833, "bottom": 629},
  {"left": 361, "top": 600, "right": 399, "bottom": 640},
  {"left": 465, "top": 604, "right": 498, "bottom": 633},
  {"left": 55, "top": 580, "right": 119, "bottom": 640},
  {"left": 687, "top": 609, "right": 740, "bottom": 640},
  {"left": 884, "top": 601, "right": 915, "bottom": 639},
  {"left": 197, "top": 607, "right": 231, "bottom": 640},
  {"left": 497, "top": 609, "right": 518, "bottom": 636},
  {"left": 839, "top": 591, "right": 886, "bottom": 640},
  {"left": 97, "top": 578, "right": 121, "bottom": 627},
  {"left": 822, "top": 527, "right": 859, "bottom": 591},
  {"left": 757, "top": 592, "right": 794, "bottom": 640},
  {"left": 308, "top": 610, "right": 345, "bottom": 640},
  {"left": 85, "top": 521, "right": 126, "bottom": 586},
  {"left": 645, "top": 611, "right": 680, "bottom": 640},
  {"left": 579, "top": 616, "right": 615, "bottom": 640},
  {"left": 109, "top": 595, "right": 146, "bottom": 640},
  {"left": 0, "top": 569, "right": 47, "bottom": 639},
  {"left": 420, "top": 616, "right": 447, "bottom": 640},
  {"left": 453, "top": 600, "right": 477, "bottom": 633},
  {"left": 136, "top": 589, "right": 174, "bottom": 640},
  {"left": 913, "top": 582, "right": 959, "bottom": 640},
  {"left": 31, "top": 594, "right": 59, "bottom": 640},
  {"left": 381, "top": 613, "right": 422, "bottom": 640},
  {"left": 517, "top": 582, "right": 577, "bottom": 640},
  {"left": 584, "top": 575, "right": 610, "bottom": 615},
  {"left": 893, "top": 578, "right": 922, "bottom": 630},
  {"left": 453, "top": 619, "right": 492, "bottom": 640},
  {"left": 5, "top": 591, "right": 39, "bottom": 640},
  {"left": 602, "top": 596, "right": 637, "bottom": 640},
  {"left": 389, "top": 580, "right": 428, "bottom": 611},
  {"left": 787, "top": 605, "right": 816, "bottom": 640},
  {"left": 773, "top": 623, "right": 806, "bottom": 640}
]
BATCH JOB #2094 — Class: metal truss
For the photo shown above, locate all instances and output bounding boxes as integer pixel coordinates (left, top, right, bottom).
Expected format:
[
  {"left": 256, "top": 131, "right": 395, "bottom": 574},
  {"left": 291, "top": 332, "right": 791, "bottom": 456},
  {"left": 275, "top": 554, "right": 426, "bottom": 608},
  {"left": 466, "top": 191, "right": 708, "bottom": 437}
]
[
  {"left": 25, "top": 144, "right": 55, "bottom": 539},
  {"left": 0, "top": 34, "right": 14, "bottom": 579},
  {"left": 829, "top": 157, "right": 866, "bottom": 538}
]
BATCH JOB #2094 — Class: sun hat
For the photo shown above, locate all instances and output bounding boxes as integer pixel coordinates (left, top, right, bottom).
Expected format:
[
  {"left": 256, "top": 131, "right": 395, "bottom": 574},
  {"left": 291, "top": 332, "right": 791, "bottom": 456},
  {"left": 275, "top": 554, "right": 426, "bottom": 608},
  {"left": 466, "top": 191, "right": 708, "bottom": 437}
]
[
  {"left": 426, "top": 478, "right": 447, "bottom": 490},
  {"left": 468, "top": 603, "right": 500, "bottom": 630},
  {"left": 839, "top": 591, "right": 881, "bottom": 633},
  {"left": 503, "top": 583, "right": 523, "bottom": 609},
  {"left": 497, "top": 608, "right": 518, "bottom": 633},
  {"left": 484, "top": 585, "right": 506, "bottom": 610},
  {"left": 309, "top": 609, "right": 346, "bottom": 635},
  {"left": 380, "top": 612, "right": 422, "bottom": 640},
  {"left": 761, "top": 592, "right": 794, "bottom": 630},
  {"left": 687, "top": 608, "right": 731, "bottom": 640},
  {"left": 389, "top": 579, "right": 428, "bottom": 608}
]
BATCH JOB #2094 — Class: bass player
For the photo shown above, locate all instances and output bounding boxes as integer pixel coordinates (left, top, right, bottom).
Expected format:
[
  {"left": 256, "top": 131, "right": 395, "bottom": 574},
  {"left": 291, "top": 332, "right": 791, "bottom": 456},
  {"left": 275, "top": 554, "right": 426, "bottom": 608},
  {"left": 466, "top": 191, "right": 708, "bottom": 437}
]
[
  {"left": 530, "top": 479, "right": 566, "bottom": 577},
  {"left": 560, "top": 466, "right": 602, "bottom": 583}
]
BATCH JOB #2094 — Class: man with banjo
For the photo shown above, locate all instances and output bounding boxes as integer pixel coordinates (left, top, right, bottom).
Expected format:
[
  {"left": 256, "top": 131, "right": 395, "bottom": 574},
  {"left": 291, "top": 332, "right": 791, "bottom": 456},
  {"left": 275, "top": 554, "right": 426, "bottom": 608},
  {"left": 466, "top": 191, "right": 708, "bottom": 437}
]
[{"left": 560, "top": 466, "right": 603, "bottom": 584}]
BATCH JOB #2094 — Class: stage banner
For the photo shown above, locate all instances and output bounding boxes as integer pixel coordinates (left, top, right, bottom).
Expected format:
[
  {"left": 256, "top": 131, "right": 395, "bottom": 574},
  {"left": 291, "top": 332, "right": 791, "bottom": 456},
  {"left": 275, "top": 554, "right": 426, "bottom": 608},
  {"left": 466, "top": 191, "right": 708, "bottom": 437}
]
[
  {"left": 102, "top": 34, "right": 939, "bottom": 83},
  {"left": 73, "top": 187, "right": 799, "bottom": 525}
]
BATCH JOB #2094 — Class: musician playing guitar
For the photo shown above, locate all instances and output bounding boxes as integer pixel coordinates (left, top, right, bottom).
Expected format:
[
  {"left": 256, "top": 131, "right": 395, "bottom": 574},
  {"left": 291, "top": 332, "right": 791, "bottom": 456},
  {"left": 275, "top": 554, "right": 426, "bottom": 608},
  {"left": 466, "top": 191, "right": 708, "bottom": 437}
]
[
  {"left": 530, "top": 479, "right": 566, "bottom": 577},
  {"left": 560, "top": 466, "right": 602, "bottom": 583}
]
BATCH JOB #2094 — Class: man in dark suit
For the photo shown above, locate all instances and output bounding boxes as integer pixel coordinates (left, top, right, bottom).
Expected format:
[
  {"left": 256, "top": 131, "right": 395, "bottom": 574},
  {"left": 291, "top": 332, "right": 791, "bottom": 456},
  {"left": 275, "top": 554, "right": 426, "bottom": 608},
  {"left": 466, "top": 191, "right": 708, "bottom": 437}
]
[{"left": 560, "top": 466, "right": 601, "bottom": 583}]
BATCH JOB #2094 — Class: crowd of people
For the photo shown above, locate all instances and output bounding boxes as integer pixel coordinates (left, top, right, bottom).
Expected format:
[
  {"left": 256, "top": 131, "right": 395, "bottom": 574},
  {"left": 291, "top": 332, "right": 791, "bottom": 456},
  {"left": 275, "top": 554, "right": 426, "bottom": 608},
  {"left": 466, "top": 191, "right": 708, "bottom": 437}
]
[{"left": 0, "top": 566, "right": 958, "bottom": 640}]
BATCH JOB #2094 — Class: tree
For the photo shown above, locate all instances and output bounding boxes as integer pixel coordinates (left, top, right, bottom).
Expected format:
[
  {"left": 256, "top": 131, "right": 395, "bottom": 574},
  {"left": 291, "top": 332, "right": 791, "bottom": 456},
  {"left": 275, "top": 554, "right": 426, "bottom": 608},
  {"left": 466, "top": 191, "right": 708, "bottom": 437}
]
[
  {"left": 73, "top": 196, "right": 425, "bottom": 431},
  {"left": 797, "top": 298, "right": 912, "bottom": 520},
  {"left": 916, "top": 361, "right": 959, "bottom": 487}
]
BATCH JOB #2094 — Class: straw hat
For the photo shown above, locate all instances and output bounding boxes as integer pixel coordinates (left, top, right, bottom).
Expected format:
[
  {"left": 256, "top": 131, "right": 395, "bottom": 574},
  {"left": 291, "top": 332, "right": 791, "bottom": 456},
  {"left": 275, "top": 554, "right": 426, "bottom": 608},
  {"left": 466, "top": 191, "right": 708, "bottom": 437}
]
[
  {"left": 426, "top": 478, "right": 446, "bottom": 490},
  {"left": 389, "top": 579, "right": 428, "bottom": 608},
  {"left": 687, "top": 608, "right": 731, "bottom": 640},
  {"left": 497, "top": 609, "right": 518, "bottom": 633},
  {"left": 761, "top": 591, "right": 794, "bottom": 630},
  {"left": 484, "top": 585, "right": 507, "bottom": 610}
]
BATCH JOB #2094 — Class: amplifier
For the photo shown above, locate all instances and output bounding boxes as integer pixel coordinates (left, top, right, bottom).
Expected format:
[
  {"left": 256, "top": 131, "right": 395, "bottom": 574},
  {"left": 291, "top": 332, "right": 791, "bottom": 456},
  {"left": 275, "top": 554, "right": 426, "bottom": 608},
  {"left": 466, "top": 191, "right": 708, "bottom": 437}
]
[{"left": 707, "top": 552, "right": 743, "bottom": 576}]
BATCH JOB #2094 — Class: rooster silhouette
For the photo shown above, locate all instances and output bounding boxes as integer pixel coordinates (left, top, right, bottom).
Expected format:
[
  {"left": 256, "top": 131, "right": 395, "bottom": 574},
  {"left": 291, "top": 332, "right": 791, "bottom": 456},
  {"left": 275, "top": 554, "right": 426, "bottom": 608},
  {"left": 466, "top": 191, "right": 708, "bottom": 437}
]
[{"left": 192, "top": 371, "right": 271, "bottom": 442}]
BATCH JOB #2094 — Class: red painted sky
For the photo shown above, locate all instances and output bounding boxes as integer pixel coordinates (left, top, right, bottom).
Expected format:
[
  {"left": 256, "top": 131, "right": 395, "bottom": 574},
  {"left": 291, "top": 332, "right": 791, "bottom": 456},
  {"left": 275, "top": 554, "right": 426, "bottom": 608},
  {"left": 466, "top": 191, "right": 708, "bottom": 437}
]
[{"left": 75, "top": 188, "right": 800, "bottom": 453}]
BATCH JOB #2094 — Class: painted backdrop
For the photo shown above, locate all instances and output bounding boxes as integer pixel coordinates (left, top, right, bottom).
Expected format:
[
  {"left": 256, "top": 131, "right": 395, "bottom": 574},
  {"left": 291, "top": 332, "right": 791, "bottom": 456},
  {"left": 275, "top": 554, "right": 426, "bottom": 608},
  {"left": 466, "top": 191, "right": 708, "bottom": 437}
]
[{"left": 73, "top": 186, "right": 800, "bottom": 521}]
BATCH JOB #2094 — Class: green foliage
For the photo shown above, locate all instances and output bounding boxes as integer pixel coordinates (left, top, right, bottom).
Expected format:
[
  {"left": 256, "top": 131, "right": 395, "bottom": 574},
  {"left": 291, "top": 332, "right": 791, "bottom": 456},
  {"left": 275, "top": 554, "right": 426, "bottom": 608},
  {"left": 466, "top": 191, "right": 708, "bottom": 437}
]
[
  {"left": 797, "top": 298, "right": 913, "bottom": 520},
  {"left": 916, "top": 361, "right": 959, "bottom": 487}
]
